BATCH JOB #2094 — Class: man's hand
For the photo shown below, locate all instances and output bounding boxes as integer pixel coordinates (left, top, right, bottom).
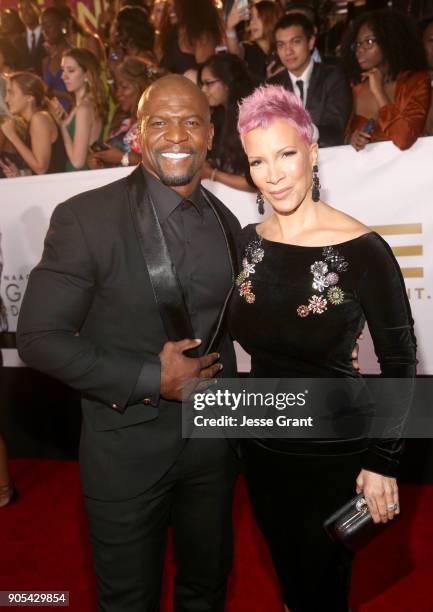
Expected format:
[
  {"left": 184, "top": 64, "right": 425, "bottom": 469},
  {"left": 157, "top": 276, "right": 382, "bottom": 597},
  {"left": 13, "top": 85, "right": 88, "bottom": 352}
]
[
  {"left": 87, "top": 153, "right": 104, "bottom": 170},
  {"left": 356, "top": 469, "right": 399, "bottom": 524},
  {"left": 92, "top": 145, "right": 124, "bottom": 165},
  {"left": 159, "top": 338, "right": 222, "bottom": 401}
]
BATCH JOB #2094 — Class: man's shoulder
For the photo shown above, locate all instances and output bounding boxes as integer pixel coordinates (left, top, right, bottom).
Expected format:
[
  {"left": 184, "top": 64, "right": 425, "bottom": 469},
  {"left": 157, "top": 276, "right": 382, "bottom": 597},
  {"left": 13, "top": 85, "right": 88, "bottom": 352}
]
[
  {"left": 313, "top": 61, "right": 347, "bottom": 86},
  {"left": 57, "top": 172, "right": 131, "bottom": 220}
]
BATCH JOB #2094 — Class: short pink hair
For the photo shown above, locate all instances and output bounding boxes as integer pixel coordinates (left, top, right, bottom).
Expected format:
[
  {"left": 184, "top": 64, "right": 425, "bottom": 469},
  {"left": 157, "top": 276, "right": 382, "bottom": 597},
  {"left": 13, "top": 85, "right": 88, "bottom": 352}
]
[{"left": 237, "top": 85, "right": 313, "bottom": 145}]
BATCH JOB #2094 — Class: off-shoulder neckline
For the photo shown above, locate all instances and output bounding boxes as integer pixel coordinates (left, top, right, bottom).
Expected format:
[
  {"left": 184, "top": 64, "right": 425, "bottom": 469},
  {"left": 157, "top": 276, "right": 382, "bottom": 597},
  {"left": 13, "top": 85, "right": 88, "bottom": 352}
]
[{"left": 253, "top": 225, "right": 375, "bottom": 249}]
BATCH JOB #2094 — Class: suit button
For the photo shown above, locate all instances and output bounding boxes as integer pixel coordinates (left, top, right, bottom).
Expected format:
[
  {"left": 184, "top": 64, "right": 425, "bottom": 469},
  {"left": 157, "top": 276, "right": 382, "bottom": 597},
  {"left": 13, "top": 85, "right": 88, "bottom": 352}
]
[
  {"left": 112, "top": 403, "right": 120, "bottom": 411},
  {"left": 143, "top": 398, "right": 151, "bottom": 405}
]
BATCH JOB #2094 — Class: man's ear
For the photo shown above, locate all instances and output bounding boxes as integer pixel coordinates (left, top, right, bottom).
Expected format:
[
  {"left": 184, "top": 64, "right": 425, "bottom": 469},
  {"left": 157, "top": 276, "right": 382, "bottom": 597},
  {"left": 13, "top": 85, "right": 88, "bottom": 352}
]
[
  {"left": 308, "top": 35, "right": 316, "bottom": 52},
  {"left": 207, "top": 122, "right": 214, "bottom": 151}
]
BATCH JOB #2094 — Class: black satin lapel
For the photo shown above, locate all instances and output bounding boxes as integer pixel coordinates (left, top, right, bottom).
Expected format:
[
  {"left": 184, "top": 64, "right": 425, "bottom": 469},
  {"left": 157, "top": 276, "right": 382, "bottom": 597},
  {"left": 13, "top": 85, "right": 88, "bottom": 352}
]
[
  {"left": 201, "top": 189, "right": 238, "bottom": 355},
  {"left": 285, "top": 72, "right": 294, "bottom": 92},
  {"left": 127, "top": 169, "right": 195, "bottom": 342}
]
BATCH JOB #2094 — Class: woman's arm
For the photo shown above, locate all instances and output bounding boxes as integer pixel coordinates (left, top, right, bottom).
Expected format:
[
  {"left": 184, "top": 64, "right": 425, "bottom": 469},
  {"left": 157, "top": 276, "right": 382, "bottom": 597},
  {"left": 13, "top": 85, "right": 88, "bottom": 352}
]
[
  {"left": 202, "top": 162, "right": 255, "bottom": 192},
  {"left": 83, "top": 32, "right": 107, "bottom": 63},
  {"left": 355, "top": 232, "right": 416, "bottom": 522},
  {"left": 50, "top": 89, "right": 73, "bottom": 106},
  {"left": 61, "top": 104, "right": 93, "bottom": 170},
  {"left": 1, "top": 113, "right": 53, "bottom": 175},
  {"left": 225, "top": 4, "right": 247, "bottom": 59},
  {"left": 0, "top": 129, "right": 7, "bottom": 154},
  {"left": 193, "top": 33, "right": 217, "bottom": 65},
  {"left": 366, "top": 70, "right": 431, "bottom": 150},
  {"left": 91, "top": 146, "right": 141, "bottom": 167}
]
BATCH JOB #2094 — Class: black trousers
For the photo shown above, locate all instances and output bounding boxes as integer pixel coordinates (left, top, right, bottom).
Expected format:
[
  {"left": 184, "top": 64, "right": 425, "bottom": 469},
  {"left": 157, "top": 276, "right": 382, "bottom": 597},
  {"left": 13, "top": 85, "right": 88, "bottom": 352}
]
[
  {"left": 243, "top": 440, "right": 367, "bottom": 612},
  {"left": 84, "top": 438, "right": 239, "bottom": 612}
]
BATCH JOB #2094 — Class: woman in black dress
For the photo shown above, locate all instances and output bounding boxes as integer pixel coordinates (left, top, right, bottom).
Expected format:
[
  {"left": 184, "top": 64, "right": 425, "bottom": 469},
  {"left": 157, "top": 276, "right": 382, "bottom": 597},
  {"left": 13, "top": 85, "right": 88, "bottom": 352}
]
[{"left": 228, "top": 84, "right": 416, "bottom": 611}]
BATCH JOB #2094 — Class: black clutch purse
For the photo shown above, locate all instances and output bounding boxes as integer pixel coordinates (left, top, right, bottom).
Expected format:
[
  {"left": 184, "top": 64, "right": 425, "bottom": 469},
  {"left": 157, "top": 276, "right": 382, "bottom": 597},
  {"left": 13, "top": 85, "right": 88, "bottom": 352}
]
[{"left": 323, "top": 493, "right": 392, "bottom": 552}]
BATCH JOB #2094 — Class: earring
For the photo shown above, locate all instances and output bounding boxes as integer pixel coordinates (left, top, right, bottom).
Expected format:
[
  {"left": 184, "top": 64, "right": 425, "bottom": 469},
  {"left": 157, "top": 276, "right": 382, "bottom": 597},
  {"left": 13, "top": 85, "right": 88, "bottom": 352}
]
[
  {"left": 312, "top": 164, "right": 321, "bottom": 202},
  {"left": 256, "top": 191, "right": 265, "bottom": 215},
  {"left": 61, "top": 27, "right": 68, "bottom": 35}
]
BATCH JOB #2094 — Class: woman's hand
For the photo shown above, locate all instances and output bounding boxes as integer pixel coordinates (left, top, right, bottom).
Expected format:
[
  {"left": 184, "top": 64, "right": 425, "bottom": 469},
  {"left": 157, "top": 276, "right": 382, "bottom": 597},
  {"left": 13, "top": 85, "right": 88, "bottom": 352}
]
[
  {"left": 201, "top": 160, "right": 215, "bottom": 180},
  {"left": 361, "top": 68, "right": 389, "bottom": 106},
  {"left": 350, "top": 128, "right": 372, "bottom": 151},
  {"left": 48, "top": 97, "right": 67, "bottom": 126},
  {"left": 92, "top": 145, "right": 124, "bottom": 165},
  {"left": 0, "top": 157, "right": 20, "bottom": 178},
  {"left": 356, "top": 469, "right": 399, "bottom": 524},
  {"left": 0, "top": 119, "right": 18, "bottom": 143},
  {"left": 351, "top": 332, "right": 363, "bottom": 372},
  {"left": 226, "top": 3, "right": 249, "bottom": 31},
  {"left": 266, "top": 60, "right": 285, "bottom": 80}
]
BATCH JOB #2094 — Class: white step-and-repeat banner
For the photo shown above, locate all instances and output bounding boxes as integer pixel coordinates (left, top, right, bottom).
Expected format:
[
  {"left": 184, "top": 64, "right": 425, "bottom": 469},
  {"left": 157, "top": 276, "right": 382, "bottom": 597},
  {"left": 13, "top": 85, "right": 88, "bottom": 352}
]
[{"left": 1, "top": 138, "right": 432, "bottom": 373}]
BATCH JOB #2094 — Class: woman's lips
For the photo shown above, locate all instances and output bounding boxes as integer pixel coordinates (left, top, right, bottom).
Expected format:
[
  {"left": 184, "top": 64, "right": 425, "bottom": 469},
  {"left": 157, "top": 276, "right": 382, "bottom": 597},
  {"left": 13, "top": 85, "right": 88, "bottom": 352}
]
[{"left": 269, "top": 186, "right": 293, "bottom": 199}]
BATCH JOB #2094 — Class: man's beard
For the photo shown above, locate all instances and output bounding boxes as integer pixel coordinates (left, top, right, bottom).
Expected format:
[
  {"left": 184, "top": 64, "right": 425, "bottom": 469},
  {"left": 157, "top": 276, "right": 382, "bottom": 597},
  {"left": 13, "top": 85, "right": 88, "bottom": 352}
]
[{"left": 155, "top": 153, "right": 201, "bottom": 186}]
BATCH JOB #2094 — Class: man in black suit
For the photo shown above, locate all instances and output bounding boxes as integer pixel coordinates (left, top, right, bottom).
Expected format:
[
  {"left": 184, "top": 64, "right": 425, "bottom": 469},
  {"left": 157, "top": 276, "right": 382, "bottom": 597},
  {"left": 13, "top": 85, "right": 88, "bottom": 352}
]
[
  {"left": 267, "top": 13, "right": 352, "bottom": 147},
  {"left": 17, "top": 75, "right": 241, "bottom": 612},
  {"left": 14, "top": 0, "right": 47, "bottom": 76}
]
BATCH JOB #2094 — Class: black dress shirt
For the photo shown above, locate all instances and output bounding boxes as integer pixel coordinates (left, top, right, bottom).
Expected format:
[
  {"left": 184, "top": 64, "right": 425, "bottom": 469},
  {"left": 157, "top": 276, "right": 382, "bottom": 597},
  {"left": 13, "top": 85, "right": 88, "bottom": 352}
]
[
  {"left": 142, "top": 166, "right": 232, "bottom": 348},
  {"left": 130, "top": 166, "right": 233, "bottom": 405}
]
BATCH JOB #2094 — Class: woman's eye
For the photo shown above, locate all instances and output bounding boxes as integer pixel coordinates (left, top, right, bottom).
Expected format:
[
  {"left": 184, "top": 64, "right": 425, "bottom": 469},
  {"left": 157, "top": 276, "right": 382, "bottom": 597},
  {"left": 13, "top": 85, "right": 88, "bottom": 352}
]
[
  {"left": 249, "top": 160, "right": 261, "bottom": 167},
  {"left": 282, "top": 151, "right": 296, "bottom": 158}
]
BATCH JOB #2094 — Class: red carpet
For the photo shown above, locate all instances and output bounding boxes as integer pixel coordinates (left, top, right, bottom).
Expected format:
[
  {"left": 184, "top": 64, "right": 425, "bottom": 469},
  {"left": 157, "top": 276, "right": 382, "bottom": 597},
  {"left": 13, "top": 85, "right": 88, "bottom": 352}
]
[{"left": 1, "top": 459, "right": 433, "bottom": 611}]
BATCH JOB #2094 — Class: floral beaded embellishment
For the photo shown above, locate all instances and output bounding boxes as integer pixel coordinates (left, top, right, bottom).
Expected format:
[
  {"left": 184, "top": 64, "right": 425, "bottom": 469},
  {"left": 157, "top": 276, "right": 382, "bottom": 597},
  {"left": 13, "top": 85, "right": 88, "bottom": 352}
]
[
  {"left": 297, "top": 246, "right": 348, "bottom": 317},
  {"left": 236, "top": 236, "right": 264, "bottom": 304}
]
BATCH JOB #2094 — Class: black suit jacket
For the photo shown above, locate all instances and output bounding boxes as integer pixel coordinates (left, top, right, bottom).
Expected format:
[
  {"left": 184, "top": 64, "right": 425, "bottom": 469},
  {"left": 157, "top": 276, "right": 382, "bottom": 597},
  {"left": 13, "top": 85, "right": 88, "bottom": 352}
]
[
  {"left": 14, "top": 32, "right": 47, "bottom": 76},
  {"left": 17, "top": 166, "right": 241, "bottom": 500},
  {"left": 267, "top": 62, "right": 352, "bottom": 147}
]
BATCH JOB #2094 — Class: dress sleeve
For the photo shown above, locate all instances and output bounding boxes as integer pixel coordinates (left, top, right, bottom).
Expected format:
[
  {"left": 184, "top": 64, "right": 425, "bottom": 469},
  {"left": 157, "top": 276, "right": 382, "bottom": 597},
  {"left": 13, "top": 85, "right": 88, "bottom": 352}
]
[
  {"left": 375, "top": 71, "right": 431, "bottom": 150},
  {"left": 357, "top": 233, "right": 417, "bottom": 477}
]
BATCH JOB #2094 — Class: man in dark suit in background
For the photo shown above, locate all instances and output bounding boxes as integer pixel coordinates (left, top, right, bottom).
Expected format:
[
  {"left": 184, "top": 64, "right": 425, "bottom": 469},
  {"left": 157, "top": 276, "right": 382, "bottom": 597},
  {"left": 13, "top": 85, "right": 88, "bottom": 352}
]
[
  {"left": 14, "top": 0, "right": 47, "bottom": 76},
  {"left": 267, "top": 13, "right": 352, "bottom": 147},
  {"left": 17, "top": 75, "right": 240, "bottom": 612}
]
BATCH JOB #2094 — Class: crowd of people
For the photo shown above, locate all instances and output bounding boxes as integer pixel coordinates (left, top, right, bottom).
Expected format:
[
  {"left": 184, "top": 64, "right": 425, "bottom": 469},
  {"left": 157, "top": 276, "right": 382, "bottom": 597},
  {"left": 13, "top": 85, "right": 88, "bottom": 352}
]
[
  {"left": 0, "top": 1, "right": 426, "bottom": 610},
  {"left": 0, "top": 0, "right": 432, "bottom": 187}
]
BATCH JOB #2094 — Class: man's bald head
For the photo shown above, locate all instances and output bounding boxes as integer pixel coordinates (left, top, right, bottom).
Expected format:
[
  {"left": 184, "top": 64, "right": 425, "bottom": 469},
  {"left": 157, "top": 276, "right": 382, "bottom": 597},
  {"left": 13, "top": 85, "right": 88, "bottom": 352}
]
[
  {"left": 137, "top": 74, "right": 210, "bottom": 125},
  {"left": 137, "top": 73, "right": 214, "bottom": 196}
]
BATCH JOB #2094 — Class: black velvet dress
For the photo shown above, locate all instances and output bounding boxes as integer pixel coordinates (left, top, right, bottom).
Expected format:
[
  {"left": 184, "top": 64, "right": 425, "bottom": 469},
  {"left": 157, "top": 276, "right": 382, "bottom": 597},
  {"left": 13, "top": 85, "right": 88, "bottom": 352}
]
[{"left": 228, "top": 224, "right": 417, "bottom": 611}]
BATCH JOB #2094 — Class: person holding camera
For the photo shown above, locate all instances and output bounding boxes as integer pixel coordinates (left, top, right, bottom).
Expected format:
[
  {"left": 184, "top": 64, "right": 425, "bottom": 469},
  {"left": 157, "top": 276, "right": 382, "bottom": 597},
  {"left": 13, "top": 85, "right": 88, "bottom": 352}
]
[{"left": 343, "top": 9, "right": 431, "bottom": 151}]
